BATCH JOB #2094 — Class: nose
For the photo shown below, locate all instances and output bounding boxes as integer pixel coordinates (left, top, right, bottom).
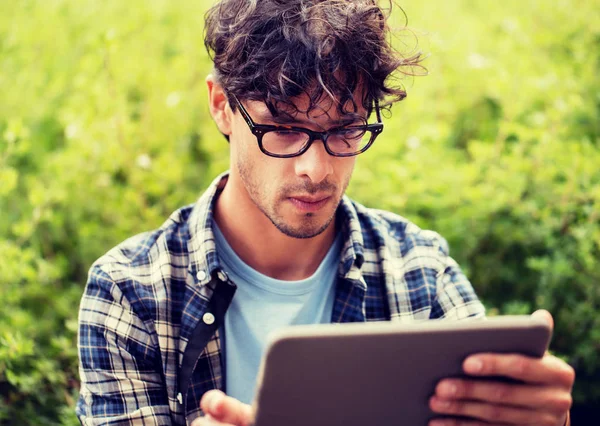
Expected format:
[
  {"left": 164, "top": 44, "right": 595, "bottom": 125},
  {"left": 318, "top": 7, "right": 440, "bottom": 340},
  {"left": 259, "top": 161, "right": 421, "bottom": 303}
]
[{"left": 293, "top": 139, "right": 334, "bottom": 184}]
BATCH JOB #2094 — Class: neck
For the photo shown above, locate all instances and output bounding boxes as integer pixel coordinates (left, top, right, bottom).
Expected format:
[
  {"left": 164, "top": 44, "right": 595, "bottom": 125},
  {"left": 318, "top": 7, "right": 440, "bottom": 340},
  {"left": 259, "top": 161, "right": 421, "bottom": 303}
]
[{"left": 213, "top": 175, "right": 336, "bottom": 281}]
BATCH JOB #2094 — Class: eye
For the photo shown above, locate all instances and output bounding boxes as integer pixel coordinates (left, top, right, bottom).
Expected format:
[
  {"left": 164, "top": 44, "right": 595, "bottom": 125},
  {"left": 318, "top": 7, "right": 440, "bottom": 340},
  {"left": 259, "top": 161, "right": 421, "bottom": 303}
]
[
  {"left": 273, "top": 130, "right": 303, "bottom": 139},
  {"left": 264, "top": 130, "right": 308, "bottom": 146},
  {"left": 337, "top": 128, "right": 366, "bottom": 140}
]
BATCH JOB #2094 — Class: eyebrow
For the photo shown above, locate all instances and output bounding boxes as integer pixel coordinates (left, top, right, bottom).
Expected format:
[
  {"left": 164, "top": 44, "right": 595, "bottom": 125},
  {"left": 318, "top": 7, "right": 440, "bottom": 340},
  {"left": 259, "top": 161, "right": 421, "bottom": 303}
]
[{"left": 253, "top": 110, "right": 366, "bottom": 128}]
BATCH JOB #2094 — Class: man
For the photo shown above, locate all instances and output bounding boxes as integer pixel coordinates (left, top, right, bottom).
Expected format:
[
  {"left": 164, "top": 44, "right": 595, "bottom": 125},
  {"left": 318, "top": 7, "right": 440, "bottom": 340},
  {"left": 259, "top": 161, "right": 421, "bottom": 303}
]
[{"left": 76, "top": 1, "right": 574, "bottom": 425}]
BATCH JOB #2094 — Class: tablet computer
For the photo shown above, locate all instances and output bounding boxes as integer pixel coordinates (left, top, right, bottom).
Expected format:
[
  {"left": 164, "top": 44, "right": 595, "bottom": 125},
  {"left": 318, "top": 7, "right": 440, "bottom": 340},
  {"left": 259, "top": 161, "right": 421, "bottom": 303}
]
[{"left": 252, "top": 315, "right": 552, "bottom": 426}]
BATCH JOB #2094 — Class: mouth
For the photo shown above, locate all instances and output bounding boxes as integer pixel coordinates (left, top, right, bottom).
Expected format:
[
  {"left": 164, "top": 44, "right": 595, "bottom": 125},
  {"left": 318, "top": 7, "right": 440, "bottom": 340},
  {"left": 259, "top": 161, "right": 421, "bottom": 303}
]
[{"left": 288, "top": 194, "right": 332, "bottom": 213}]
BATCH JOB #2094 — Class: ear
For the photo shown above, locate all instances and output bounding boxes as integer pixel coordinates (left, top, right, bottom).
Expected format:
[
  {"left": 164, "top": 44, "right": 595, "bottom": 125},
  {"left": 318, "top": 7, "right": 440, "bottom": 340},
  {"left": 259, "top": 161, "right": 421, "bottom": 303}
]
[{"left": 206, "top": 74, "right": 233, "bottom": 137}]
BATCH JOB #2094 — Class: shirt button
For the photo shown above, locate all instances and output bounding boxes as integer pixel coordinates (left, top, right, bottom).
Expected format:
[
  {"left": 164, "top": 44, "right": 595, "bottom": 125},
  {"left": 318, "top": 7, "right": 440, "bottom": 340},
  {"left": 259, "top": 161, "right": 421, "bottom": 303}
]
[
  {"left": 177, "top": 392, "right": 183, "bottom": 404},
  {"left": 196, "top": 270, "right": 207, "bottom": 281},
  {"left": 217, "top": 270, "right": 228, "bottom": 282},
  {"left": 203, "top": 312, "right": 215, "bottom": 325}
]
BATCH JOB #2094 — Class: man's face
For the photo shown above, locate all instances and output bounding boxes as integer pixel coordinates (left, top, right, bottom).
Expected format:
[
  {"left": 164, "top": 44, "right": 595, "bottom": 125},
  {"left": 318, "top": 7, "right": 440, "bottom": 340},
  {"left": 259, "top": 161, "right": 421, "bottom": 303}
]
[{"left": 229, "top": 94, "right": 362, "bottom": 239}]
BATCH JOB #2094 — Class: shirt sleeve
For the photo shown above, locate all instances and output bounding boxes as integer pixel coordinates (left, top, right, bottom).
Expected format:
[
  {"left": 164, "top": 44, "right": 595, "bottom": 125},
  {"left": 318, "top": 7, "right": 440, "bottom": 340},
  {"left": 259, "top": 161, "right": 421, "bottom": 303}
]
[
  {"left": 429, "top": 236, "right": 486, "bottom": 320},
  {"left": 76, "top": 264, "right": 173, "bottom": 425}
]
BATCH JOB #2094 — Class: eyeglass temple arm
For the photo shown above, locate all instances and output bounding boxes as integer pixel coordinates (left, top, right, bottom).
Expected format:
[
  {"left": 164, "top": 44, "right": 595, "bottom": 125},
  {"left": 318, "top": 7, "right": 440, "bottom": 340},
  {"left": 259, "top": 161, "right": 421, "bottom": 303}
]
[
  {"left": 374, "top": 98, "right": 383, "bottom": 123},
  {"left": 231, "top": 94, "right": 255, "bottom": 129}
]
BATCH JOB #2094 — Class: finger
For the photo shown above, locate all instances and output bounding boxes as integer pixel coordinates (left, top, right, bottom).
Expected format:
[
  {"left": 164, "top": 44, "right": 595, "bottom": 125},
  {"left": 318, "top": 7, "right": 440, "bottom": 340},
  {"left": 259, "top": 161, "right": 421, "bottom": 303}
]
[
  {"left": 463, "top": 353, "right": 575, "bottom": 387},
  {"left": 200, "top": 390, "right": 253, "bottom": 426},
  {"left": 191, "top": 414, "right": 237, "bottom": 426},
  {"left": 200, "top": 390, "right": 222, "bottom": 415},
  {"left": 429, "top": 396, "right": 562, "bottom": 425},
  {"left": 435, "top": 379, "right": 572, "bottom": 413},
  {"left": 430, "top": 418, "right": 510, "bottom": 426}
]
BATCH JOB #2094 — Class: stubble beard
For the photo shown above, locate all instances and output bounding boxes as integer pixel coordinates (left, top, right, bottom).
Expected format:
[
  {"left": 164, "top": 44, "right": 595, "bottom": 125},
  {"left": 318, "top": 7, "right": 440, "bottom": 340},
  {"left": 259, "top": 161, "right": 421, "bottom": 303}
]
[{"left": 237, "top": 160, "right": 349, "bottom": 239}]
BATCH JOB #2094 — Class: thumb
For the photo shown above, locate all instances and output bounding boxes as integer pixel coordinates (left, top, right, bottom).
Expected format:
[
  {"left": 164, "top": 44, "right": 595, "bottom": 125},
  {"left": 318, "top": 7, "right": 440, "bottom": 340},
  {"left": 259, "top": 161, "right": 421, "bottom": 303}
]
[
  {"left": 532, "top": 309, "right": 554, "bottom": 331},
  {"left": 201, "top": 390, "right": 253, "bottom": 426}
]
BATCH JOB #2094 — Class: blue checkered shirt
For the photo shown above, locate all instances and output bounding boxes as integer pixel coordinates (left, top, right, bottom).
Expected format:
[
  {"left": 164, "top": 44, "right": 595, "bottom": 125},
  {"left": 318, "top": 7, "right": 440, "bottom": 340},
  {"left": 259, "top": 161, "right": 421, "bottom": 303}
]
[{"left": 76, "top": 172, "right": 485, "bottom": 425}]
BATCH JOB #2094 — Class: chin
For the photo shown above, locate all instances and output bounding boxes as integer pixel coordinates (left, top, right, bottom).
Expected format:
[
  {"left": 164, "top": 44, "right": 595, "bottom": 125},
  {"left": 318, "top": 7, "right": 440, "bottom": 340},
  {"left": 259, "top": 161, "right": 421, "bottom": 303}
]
[{"left": 273, "top": 215, "right": 333, "bottom": 240}]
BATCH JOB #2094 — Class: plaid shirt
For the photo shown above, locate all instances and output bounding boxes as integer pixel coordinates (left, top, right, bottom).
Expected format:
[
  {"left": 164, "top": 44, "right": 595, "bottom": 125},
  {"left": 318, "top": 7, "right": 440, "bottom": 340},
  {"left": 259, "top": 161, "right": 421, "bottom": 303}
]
[{"left": 76, "top": 172, "right": 485, "bottom": 425}]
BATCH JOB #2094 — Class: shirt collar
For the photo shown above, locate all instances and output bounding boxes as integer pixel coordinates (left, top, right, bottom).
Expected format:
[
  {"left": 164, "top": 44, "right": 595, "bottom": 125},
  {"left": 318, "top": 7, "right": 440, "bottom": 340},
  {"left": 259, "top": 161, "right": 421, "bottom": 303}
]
[
  {"left": 337, "top": 195, "right": 366, "bottom": 288},
  {"left": 186, "top": 171, "right": 229, "bottom": 285},
  {"left": 186, "top": 172, "right": 367, "bottom": 288}
]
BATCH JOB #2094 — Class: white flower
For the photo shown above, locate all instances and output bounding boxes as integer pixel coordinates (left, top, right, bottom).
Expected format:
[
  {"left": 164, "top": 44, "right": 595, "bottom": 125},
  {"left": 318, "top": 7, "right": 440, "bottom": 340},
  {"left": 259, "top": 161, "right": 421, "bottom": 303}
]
[
  {"left": 407, "top": 136, "right": 421, "bottom": 150},
  {"left": 468, "top": 53, "right": 488, "bottom": 69},
  {"left": 65, "top": 124, "right": 78, "bottom": 139},
  {"left": 136, "top": 154, "right": 152, "bottom": 170},
  {"left": 166, "top": 92, "right": 181, "bottom": 108}
]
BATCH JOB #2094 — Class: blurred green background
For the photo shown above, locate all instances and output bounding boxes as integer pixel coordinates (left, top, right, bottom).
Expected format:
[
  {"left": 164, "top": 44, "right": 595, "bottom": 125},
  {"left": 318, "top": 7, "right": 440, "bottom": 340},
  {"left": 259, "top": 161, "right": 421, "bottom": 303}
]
[{"left": 1, "top": 0, "right": 599, "bottom": 424}]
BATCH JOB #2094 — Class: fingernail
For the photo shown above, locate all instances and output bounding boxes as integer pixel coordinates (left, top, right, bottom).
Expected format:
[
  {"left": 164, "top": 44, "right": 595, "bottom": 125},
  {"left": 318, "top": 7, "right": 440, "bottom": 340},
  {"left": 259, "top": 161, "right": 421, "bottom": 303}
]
[
  {"left": 440, "top": 382, "right": 457, "bottom": 397},
  {"left": 465, "top": 357, "right": 483, "bottom": 373}
]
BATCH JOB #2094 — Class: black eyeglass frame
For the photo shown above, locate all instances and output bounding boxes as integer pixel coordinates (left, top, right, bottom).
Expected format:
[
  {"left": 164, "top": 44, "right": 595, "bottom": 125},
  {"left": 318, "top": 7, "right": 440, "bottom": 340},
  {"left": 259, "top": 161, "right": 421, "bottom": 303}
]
[{"left": 231, "top": 95, "right": 384, "bottom": 158}]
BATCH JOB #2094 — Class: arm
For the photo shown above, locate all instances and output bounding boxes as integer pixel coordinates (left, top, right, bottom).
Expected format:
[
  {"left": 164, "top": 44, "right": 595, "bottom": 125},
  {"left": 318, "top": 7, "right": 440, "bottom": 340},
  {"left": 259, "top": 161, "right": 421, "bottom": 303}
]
[
  {"left": 77, "top": 265, "right": 173, "bottom": 425},
  {"left": 430, "top": 235, "right": 486, "bottom": 320}
]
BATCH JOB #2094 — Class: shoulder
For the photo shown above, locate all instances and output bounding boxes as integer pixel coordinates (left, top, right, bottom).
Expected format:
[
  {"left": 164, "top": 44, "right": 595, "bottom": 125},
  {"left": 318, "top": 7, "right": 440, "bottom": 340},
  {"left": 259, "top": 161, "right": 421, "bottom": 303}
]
[
  {"left": 83, "top": 204, "right": 195, "bottom": 321},
  {"left": 349, "top": 199, "right": 450, "bottom": 260},
  {"left": 99, "top": 205, "right": 194, "bottom": 269},
  {"left": 347, "top": 199, "right": 484, "bottom": 320}
]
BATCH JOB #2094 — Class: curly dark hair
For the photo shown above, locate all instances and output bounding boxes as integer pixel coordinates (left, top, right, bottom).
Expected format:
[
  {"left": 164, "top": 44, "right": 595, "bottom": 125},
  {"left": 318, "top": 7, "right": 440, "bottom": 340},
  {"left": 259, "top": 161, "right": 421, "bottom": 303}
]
[{"left": 204, "top": 0, "right": 425, "bottom": 119}]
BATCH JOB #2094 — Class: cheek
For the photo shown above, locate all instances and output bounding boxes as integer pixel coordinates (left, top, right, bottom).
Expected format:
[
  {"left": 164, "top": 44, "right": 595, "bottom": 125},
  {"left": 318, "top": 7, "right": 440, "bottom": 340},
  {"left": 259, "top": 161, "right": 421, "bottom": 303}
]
[
  {"left": 261, "top": 159, "right": 294, "bottom": 196},
  {"left": 336, "top": 157, "right": 356, "bottom": 182},
  {"left": 236, "top": 140, "right": 287, "bottom": 196},
  {"left": 230, "top": 118, "right": 260, "bottom": 166},
  {"left": 232, "top": 130, "right": 261, "bottom": 175}
]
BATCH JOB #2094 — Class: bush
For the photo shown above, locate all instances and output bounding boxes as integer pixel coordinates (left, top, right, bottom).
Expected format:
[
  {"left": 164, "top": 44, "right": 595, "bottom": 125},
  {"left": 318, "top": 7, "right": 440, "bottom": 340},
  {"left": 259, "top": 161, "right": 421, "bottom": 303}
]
[{"left": 1, "top": 0, "right": 598, "bottom": 424}]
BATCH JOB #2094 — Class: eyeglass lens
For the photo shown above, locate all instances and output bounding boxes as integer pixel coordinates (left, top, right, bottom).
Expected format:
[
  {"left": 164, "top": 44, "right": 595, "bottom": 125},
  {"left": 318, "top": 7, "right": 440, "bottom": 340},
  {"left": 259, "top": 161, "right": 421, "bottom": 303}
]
[{"left": 261, "top": 128, "right": 373, "bottom": 156}]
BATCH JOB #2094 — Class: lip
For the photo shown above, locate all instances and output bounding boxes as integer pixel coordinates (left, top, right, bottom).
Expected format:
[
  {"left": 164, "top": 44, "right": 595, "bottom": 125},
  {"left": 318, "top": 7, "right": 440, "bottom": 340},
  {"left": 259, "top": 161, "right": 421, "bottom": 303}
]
[{"left": 288, "top": 195, "right": 331, "bottom": 213}]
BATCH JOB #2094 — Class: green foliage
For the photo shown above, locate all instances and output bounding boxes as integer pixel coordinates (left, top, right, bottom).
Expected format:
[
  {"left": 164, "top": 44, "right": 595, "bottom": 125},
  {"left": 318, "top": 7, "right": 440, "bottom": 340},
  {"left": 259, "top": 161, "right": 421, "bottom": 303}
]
[{"left": 1, "top": 0, "right": 598, "bottom": 423}]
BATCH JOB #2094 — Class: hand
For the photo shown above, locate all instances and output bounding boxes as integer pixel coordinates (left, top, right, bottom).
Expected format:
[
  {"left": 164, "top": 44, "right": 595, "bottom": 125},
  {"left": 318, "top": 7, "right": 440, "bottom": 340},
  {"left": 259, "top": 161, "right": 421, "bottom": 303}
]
[
  {"left": 429, "top": 310, "right": 575, "bottom": 426},
  {"left": 191, "top": 390, "right": 254, "bottom": 426}
]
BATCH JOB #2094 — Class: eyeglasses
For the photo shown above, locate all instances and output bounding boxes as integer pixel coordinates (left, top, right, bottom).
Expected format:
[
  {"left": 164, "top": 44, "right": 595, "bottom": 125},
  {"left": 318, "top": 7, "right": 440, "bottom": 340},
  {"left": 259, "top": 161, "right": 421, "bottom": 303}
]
[{"left": 231, "top": 95, "right": 384, "bottom": 158}]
